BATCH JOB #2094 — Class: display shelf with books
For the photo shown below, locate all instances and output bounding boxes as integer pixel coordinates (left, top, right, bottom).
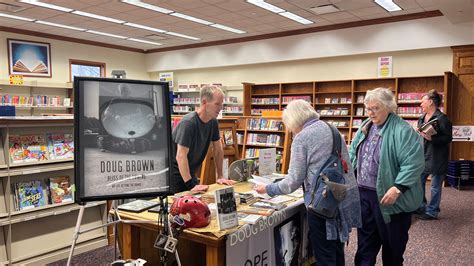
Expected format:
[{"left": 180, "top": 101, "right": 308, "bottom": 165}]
[
  {"left": 0, "top": 80, "right": 73, "bottom": 116},
  {"left": 0, "top": 117, "right": 107, "bottom": 265},
  {"left": 243, "top": 73, "right": 453, "bottom": 144}
]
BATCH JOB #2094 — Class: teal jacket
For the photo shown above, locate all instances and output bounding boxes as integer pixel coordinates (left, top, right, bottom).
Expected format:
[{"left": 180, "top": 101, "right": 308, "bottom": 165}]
[{"left": 349, "top": 113, "right": 424, "bottom": 223}]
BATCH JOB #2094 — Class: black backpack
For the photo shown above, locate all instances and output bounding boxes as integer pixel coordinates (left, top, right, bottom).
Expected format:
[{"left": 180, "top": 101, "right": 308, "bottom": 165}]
[{"left": 304, "top": 122, "right": 349, "bottom": 219}]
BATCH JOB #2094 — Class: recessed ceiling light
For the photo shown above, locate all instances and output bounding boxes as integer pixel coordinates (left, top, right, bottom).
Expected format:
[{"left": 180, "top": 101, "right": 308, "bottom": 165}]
[
  {"left": 166, "top": 31, "right": 201, "bottom": 41},
  {"left": 127, "top": 38, "right": 162, "bottom": 46},
  {"left": 86, "top": 30, "right": 127, "bottom": 39},
  {"left": 0, "top": 12, "right": 34, "bottom": 21},
  {"left": 120, "top": 0, "right": 173, "bottom": 14},
  {"left": 123, "top": 22, "right": 166, "bottom": 33},
  {"left": 72, "top": 10, "right": 125, "bottom": 24},
  {"left": 19, "top": 0, "right": 73, "bottom": 13},
  {"left": 246, "top": 0, "right": 285, "bottom": 13},
  {"left": 374, "top": 0, "right": 403, "bottom": 12},
  {"left": 170, "top": 12, "right": 213, "bottom": 25},
  {"left": 35, "top": 20, "right": 85, "bottom": 31},
  {"left": 279, "top": 12, "right": 313, "bottom": 25},
  {"left": 210, "top": 24, "right": 246, "bottom": 34}
]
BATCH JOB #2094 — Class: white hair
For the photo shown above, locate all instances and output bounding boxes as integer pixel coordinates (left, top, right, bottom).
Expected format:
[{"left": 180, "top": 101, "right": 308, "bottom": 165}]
[
  {"left": 282, "top": 100, "right": 319, "bottom": 132},
  {"left": 200, "top": 86, "right": 224, "bottom": 101},
  {"left": 364, "top": 87, "right": 397, "bottom": 113}
]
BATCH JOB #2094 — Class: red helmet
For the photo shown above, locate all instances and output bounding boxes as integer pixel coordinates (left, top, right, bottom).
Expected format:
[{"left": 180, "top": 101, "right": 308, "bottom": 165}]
[{"left": 170, "top": 196, "right": 211, "bottom": 229}]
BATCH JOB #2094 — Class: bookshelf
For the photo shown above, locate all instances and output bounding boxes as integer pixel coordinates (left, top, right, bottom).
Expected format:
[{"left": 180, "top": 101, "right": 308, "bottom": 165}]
[
  {"left": 244, "top": 72, "right": 454, "bottom": 143},
  {"left": 0, "top": 80, "right": 74, "bottom": 116},
  {"left": 172, "top": 85, "right": 243, "bottom": 116},
  {"left": 235, "top": 116, "right": 292, "bottom": 174},
  {"left": 0, "top": 117, "right": 107, "bottom": 265}
]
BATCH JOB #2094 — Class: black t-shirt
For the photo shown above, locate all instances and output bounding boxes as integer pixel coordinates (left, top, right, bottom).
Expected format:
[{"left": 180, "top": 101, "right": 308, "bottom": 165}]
[{"left": 171, "top": 112, "right": 220, "bottom": 192}]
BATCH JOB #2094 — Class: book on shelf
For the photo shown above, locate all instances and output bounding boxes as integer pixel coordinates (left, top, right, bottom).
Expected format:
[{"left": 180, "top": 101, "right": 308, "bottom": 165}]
[
  {"left": 418, "top": 118, "right": 440, "bottom": 136},
  {"left": 47, "top": 176, "right": 73, "bottom": 204},
  {"left": 47, "top": 133, "right": 74, "bottom": 160},
  {"left": 9, "top": 134, "right": 49, "bottom": 163},
  {"left": 223, "top": 130, "right": 234, "bottom": 145},
  {"left": 357, "top": 95, "right": 365, "bottom": 103},
  {"left": 356, "top": 107, "right": 364, "bottom": 116},
  {"left": 214, "top": 186, "right": 239, "bottom": 230},
  {"left": 117, "top": 199, "right": 160, "bottom": 213},
  {"left": 12, "top": 180, "right": 46, "bottom": 211}
]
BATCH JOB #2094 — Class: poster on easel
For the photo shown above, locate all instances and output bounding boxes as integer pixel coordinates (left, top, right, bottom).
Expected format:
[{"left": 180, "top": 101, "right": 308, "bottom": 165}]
[{"left": 74, "top": 77, "right": 173, "bottom": 203}]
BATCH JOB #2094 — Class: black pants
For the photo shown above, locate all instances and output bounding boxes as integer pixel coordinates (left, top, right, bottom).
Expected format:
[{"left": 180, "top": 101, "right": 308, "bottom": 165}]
[
  {"left": 355, "top": 187, "right": 412, "bottom": 266},
  {"left": 307, "top": 210, "right": 344, "bottom": 266}
]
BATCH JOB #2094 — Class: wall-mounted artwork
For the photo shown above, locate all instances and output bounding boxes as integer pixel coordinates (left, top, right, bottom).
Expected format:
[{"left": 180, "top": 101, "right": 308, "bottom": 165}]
[{"left": 8, "top": 39, "right": 52, "bottom": 77}]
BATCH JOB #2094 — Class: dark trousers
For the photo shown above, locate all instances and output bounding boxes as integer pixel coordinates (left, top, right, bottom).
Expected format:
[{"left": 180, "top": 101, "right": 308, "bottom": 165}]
[
  {"left": 355, "top": 187, "right": 412, "bottom": 266},
  {"left": 307, "top": 210, "right": 344, "bottom": 266}
]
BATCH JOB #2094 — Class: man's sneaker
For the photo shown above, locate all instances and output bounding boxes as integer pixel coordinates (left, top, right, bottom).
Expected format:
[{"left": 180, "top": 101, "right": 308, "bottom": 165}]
[{"left": 419, "top": 213, "right": 437, "bottom": 220}]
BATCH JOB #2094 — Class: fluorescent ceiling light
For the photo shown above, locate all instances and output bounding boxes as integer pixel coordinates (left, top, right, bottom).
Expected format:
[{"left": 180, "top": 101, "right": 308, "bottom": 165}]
[
  {"left": 279, "top": 12, "right": 314, "bottom": 25},
  {"left": 166, "top": 31, "right": 201, "bottom": 41},
  {"left": 0, "top": 12, "right": 35, "bottom": 22},
  {"left": 72, "top": 10, "right": 125, "bottom": 24},
  {"left": 35, "top": 20, "right": 85, "bottom": 31},
  {"left": 210, "top": 24, "right": 246, "bottom": 34},
  {"left": 374, "top": 0, "right": 402, "bottom": 12},
  {"left": 120, "top": 0, "right": 173, "bottom": 14},
  {"left": 19, "top": 0, "right": 73, "bottom": 12},
  {"left": 86, "top": 30, "right": 127, "bottom": 39},
  {"left": 127, "top": 38, "right": 162, "bottom": 46},
  {"left": 246, "top": 0, "right": 285, "bottom": 13},
  {"left": 170, "top": 12, "right": 213, "bottom": 25},
  {"left": 124, "top": 22, "right": 166, "bottom": 33}
]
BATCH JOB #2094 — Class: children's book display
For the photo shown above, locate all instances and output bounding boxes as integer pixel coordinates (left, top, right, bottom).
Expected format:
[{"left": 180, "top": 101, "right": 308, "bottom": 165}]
[
  {"left": 48, "top": 176, "right": 74, "bottom": 204},
  {"left": 8, "top": 133, "right": 74, "bottom": 163},
  {"left": 12, "top": 180, "right": 46, "bottom": 211}
]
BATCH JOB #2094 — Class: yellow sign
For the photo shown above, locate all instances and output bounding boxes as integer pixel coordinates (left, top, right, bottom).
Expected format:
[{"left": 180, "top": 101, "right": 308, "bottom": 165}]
[{"left": 9, "top": 75, "right": 23, "bottom": 85}]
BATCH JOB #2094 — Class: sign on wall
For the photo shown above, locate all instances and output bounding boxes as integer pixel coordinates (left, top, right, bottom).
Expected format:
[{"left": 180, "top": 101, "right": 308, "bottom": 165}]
[
  {"left": 453, "top": 126, "right": 474, "bottom": 141},
  {"left": 159, "top": 72, "right": 174, "bottom": 89},
  {"left": 377, "top": 56, "right": 393, "bottom": 78}
]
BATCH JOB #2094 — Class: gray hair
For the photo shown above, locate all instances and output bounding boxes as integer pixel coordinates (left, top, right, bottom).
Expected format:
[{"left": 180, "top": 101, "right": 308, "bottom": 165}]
[
  {"left": 364, "top": 87, "right": 397, "bottom": 113},
  {"left": 200, "top": 86, "right": 224, "bottom": 101},
  {"left": 282, "top": 99, "right": 319, "bottom": 132}
]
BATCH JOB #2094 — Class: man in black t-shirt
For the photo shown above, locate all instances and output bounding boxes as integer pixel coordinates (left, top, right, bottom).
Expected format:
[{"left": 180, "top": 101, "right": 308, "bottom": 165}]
[{"left": 171, "top": 86, "right": 234, "bottom": 193}]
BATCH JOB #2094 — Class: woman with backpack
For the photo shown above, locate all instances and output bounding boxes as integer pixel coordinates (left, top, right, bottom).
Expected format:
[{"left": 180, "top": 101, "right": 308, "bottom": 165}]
[
  {"left": 349, "top": 88, "right": 424, "bottom": 266},
  {"left": 255, "top": 99, "right": 361, "bottom": 265}
]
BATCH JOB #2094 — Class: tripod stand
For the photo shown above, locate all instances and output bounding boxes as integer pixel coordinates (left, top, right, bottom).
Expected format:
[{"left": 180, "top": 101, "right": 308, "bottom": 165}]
[{"left": 66, "top": 196, "right": 169, "bottom": 266}]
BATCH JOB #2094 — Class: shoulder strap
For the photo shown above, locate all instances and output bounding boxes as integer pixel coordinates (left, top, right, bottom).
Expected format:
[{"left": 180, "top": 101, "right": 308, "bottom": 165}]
[{"left": 322, "top": 121, "right": 342, "bottom": 157}]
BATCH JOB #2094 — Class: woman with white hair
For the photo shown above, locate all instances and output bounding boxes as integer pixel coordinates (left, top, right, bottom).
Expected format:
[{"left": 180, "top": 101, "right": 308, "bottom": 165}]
[
  {"left": 255, "top": 99, "right": 361, "bottom": 265},
  {"left": 349, "top": 88, "right": 424, "bottom": 265}
]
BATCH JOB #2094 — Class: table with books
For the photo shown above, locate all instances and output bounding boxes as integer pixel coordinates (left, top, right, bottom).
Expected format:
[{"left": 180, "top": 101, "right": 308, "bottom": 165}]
[{"left": 116, "top": 181, "right": 307, "bottom": 266}]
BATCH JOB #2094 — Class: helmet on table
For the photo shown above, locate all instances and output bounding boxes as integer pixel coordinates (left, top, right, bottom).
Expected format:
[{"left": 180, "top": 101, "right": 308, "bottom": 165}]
[{"left": 170, "top": 196, "right": 211, "bottom": 229}]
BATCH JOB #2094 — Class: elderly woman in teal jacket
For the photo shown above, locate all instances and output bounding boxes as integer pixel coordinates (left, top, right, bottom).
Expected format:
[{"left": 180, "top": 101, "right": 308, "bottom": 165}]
[{"left": 349, "top": 88, "right": 424, "bottom": 266}]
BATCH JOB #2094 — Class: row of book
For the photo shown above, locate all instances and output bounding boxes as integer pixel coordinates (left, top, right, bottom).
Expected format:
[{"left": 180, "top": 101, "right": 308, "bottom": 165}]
[
  {"left": 172, "top": 106, "right": 193, "bottom": 113},
  {"left": 176, "top": 83, "right": 223, "bottom": 92},
  {"left": 397, "top": 92, "right": 444, "bottom": 102},
  {"left": 1, "top": 95, "right": 72, "bottom": 107},
  {"left": 245, "top": 148, "right": 261, "bottom": 158},
  {"left": 282, "top": 96, "right": 311, "bottom": 104},
  {"left": 326, "top": 121, "right": 349, "bottom": 127},
  {"left": 246, "top": 133, "right": 283, "bottom": 147},
  {"left": 317, "top": 97, "right": 353, "bottom": 104},
  {"left": 251, "top": 97, "right": 280, "bottom": 105},
  {"left": 12, "top": 176, "right": 73, "bottom": 211},
  {"left": 397, "top": 106, "right": 423, "bottom": 116},
  {"left": 318, "top": 108, "right": 350, "bottom": 116},
  {"left": 251, "top": 108, "right": 279, "bottom": 115},
  {"left": 173, "top": 96, "right": 238, "bottom": 105},
  {"left": 223, "top": 106, "right": 243, "bottom": 113},
  {"left": 247, "top": 118, "right": 284, "bottom": 131},
  {"left": 9, "top": 133, "right": 74, "bottom": 163}
]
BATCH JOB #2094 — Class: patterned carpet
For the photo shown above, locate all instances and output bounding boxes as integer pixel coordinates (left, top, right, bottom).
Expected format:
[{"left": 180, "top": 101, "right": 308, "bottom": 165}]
[{"left": 49, "top": 184, "right": 474, "bottom": 265}]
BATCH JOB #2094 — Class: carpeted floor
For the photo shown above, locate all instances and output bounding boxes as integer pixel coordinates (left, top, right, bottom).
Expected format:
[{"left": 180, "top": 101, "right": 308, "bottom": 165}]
[{"left": 49, "top": 184, "right": 474, "bottom": 265}]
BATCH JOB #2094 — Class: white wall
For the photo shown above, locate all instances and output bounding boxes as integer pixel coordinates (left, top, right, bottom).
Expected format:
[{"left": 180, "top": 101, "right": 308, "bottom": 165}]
[
  {"left": 146, "top": 16, "right": 472, "bottom": 72},
  {"left": 150, "top": 47, "right": 452, "bottom": 89},
  {"left": 0, "top": 32, "right": 149, "bottom": 83}
]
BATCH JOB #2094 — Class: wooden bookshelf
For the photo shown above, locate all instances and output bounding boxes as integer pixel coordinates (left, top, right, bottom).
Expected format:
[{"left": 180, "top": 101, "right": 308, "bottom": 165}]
[{"left": 244, "top": 73, "right": 454, "bottom": 143}]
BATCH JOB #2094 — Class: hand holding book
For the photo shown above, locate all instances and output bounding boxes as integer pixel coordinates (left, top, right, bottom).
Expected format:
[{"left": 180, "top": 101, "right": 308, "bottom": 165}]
[{"left": 418, "top": 118, "right": 439, "bottom": 138}]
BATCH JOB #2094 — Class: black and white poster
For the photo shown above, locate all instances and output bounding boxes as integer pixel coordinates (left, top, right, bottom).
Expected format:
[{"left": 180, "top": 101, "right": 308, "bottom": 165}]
[{"left": 74, "top": 77, "right": 172, "bottom": 202}]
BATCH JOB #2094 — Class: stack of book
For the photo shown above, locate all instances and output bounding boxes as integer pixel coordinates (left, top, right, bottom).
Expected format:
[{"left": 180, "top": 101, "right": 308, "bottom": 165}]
[{"left": 238, "top": 192, "right": 257, "bottom": 205}]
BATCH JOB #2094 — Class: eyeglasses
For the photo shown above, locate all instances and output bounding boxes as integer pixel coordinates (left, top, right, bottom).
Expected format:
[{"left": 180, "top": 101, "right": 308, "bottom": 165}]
[{"left": 365, "top": 106, "right": 382, "bottom": 113}]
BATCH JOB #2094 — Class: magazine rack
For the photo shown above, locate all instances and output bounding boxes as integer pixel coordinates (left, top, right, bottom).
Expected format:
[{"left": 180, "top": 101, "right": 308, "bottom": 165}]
[{"left": 67, "top": 196, "right": 170, "bottom": 265}]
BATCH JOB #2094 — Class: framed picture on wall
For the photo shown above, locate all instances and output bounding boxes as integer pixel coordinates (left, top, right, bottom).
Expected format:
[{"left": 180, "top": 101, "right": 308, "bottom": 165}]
[{"left": 7, "top": 39, "right": 52, "bottom": 77}]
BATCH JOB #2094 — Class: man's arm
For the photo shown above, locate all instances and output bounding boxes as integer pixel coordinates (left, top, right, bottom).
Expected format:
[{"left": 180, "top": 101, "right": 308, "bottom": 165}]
[
  {"left": 212, "top": 139, "right": 224, "bottom": 179},
  {"left": 176, "top": 144, "right": 192, "bottom": 183}
]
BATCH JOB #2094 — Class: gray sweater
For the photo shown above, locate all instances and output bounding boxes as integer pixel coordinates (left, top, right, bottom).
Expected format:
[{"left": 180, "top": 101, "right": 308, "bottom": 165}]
[{"left": 266, "top": 119, "right": 361, "bottom": 242}]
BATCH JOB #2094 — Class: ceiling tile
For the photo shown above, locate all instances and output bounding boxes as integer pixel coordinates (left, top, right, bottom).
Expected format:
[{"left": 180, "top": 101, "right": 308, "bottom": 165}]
[
  {"left": 36, "top": 0, "right": 90, "bottom": 10},
  {"left": 219, "top": 1, "right": 257, "bottom": 12},
  {"left": 395, "top": 0, "right": 423, "bottom": 10},
  {"left": 349, "top": 6, "right": 388, "bottom": 17},
  {"left": 192, "top": 5, "right": 229, "bottom": 16},
  {"left": 212, "top": 12, "right": 249, "bottom": 23},
  {"left": 416, "top": 0, "right": 437, "bottom": 8},
  {"left": 16, "top": 7, "right": 63, "bottom": 19},
  {"left": 254, "top": 14, "right": 290, "bottom": 24},
  {"left": 319, "top": 11, "right": 358, "bottom": 21},
  {"left": 167, "top": 0, "right": 209, "bottom": 11},
  {"left": 41, "top": 14, "right": 87, "bottom": 25},
  {"left": 79, "top": 5, "right": 122, "bottom": 17}
]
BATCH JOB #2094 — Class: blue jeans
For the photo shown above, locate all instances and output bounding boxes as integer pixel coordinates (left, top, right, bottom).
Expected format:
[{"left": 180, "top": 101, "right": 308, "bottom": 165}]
[
  {"left": 420, "top": 173, "right": 444, "bottom": 218},
  {"left": 307, "top": 211, "right": 344, "bottom": 266}
]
